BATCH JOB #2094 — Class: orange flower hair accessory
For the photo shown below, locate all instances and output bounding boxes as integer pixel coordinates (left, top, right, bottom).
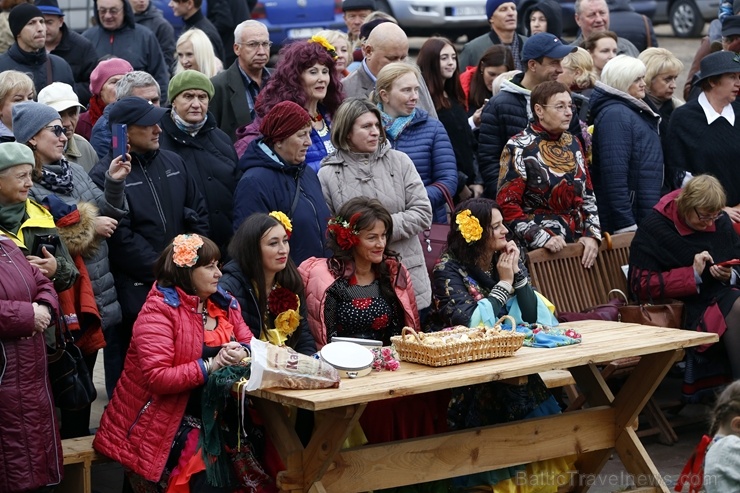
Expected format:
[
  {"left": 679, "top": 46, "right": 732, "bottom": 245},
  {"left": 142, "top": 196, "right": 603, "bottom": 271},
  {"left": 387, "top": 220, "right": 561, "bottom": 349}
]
[
  {"left": 327, "top": 212, "right": 361, "bottom": 250},
  {"left": 269, "top": 211, "right": 293, "bottom": 239},
  {"left": 308, "top": 35, "right": 338, "bottom": 60},
  {"left": 172, "top": 234, "right": 204, "bottom": 268}
]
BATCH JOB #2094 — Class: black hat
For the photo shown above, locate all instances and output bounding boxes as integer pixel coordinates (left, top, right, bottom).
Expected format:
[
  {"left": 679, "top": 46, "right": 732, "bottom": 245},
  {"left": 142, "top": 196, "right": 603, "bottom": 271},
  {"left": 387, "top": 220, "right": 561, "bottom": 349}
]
[
  {"left": 9, "top": 3, "right": 44, "bottom": 38},
  {"left": 360, "top": 18, "right": 391, "bottom": 40},
  {"left": 695, "top": 51, "right": 740, "bottom": 85},
  {"left": 109, "top": 96, "right": 167, "bottom": 126},
  {"left": 35, "top": 0, "right": 64, "bottom": 16},
  {"left": 722, "top": 15, "right": 740, "bottom": 37},
  {"left": 342, "top": 0, "right": 375, "bottom": 11}
]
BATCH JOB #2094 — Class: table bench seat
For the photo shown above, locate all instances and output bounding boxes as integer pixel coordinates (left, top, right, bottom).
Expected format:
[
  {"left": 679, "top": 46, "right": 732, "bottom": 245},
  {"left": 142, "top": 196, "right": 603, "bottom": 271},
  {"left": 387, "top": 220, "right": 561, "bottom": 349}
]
[{"left": 58, "top": 435, "right": 109, "bottom": 493}]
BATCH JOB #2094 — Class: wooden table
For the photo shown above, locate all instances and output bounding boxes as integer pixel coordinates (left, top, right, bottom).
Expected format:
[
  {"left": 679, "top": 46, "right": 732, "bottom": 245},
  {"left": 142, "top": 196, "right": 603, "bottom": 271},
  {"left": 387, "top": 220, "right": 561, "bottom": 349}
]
[{"left": 247, "top": 321, "right": 718, "bottom": 493}]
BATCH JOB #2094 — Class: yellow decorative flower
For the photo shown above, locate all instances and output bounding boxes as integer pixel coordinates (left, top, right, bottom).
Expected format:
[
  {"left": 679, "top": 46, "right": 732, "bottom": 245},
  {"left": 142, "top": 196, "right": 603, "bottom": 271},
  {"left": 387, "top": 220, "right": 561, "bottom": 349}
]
[
  {"left": 456, "top": 209, "right": 483, "bottom": 244},
  {"left": 172, "top": 234, "right": 203, "bottom": 267},
  {"left": 309, "top": 35, "right": 335, "bottom": 52},
  {"left": 262, "top": 309, "right": 300, "bottom": 346},
  {"left": 269, "top": 211, "right": 293, "bottom": 238}
]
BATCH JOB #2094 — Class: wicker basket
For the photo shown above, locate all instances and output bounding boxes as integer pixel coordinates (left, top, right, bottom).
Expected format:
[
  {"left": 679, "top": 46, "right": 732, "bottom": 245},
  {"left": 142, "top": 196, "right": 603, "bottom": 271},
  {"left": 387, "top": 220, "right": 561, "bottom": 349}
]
[{"left": 390, "top": 316, "right": 525, "bottom": 367}]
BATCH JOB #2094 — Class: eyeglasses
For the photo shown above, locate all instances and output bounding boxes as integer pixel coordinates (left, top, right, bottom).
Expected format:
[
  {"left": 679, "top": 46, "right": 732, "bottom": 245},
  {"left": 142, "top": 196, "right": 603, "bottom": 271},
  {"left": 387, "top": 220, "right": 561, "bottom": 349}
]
[
  {"left": 239, "top": 41, "right": 273, "bottom": 50},
  {"left": 541, "top": 103, "right": 576, "bottom": 114},
  {"left": 694, "top": 207, "right": 722, "bottom": 222},
  {"left": 44, "top": 125, "right": 66, "bottom": 138},
  {"left": 97, "top": 7, "right": 122, "bottom": 15}
]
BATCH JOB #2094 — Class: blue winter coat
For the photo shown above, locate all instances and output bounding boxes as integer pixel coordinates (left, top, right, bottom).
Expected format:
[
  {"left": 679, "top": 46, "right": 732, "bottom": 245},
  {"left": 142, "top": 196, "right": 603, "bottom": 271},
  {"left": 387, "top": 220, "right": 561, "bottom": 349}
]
[
  {"left": 386, "top": 109, "right": 457, "bottom": 224},
  {"left": 233, "top": 139, "right": 331, "bottom": 266},
  {"left": 589, "top": 82, "right": 664, "bottom": 234}
]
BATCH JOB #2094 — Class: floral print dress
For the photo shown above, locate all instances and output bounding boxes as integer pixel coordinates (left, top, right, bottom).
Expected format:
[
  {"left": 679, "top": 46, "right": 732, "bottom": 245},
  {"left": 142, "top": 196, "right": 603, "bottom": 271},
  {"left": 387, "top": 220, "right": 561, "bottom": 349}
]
[{"left": 497, "top": 123, "right": 601, "bottom": 250}]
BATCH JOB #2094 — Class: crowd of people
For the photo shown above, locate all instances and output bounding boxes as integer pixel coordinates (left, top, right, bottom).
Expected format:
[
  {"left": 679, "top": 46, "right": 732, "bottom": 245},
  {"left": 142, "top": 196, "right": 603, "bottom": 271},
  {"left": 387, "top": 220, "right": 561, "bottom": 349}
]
[{"left": 1, "top": 0, "right": 740, "bottom": 490}]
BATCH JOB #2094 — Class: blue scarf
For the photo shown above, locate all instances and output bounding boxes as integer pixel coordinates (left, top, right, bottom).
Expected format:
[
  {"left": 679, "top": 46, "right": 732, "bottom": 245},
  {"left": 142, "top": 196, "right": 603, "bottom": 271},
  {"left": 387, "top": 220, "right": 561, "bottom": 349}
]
[{"left": 377, "top": 104, "right": 416, "bottom": 140}]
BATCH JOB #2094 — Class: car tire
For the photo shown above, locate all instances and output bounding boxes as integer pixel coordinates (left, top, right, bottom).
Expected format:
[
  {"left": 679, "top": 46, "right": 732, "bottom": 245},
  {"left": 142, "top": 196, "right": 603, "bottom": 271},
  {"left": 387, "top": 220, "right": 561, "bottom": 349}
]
[{"left": 669, "top": 0, "right": 704, "bottom": 38}]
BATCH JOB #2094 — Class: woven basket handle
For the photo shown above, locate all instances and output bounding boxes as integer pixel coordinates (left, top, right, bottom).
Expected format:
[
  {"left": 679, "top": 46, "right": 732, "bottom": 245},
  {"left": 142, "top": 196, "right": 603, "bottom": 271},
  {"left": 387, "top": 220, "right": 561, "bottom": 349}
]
[
  {"left": 495, "top": 315, "right": 517, "bottom": 328},
  {"left": 401, "top": 326, "right": 422, "bottom": 343}
]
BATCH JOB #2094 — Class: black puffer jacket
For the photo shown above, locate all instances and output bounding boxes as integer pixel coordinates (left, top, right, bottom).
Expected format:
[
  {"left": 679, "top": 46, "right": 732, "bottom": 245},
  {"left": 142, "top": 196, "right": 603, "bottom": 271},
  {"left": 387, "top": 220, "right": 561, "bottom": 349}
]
[
  {"left": 0, "top": 43, "right": 74, "bottom": 95},
  {"left": 89, "top": 149, "right": 209, "bottom": 316},
  {"left": 219, "top": 260, "right": 317, "bottom": 356},
  {"left": 49, "top": 24, "right": 98, "bottom": 107},
  {"left": 159, "top": 110, "right": 241, "bottom": 252},
  {"left": 134, "top": 2, "right": 176, "bottom": 72}
]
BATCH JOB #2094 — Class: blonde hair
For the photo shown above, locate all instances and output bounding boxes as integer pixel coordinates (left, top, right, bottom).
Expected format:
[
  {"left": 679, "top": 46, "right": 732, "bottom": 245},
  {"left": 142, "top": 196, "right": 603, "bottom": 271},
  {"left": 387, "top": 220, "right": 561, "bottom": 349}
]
[
  {"left": 174, "top": 29, "right": 222, "bottom": 78},
  {"left": 0, "top": 70, "right": 34, "bottom": 106},
  {"left": 639, "top": 47, "right": 684, "bottom": 91},
  {"left": 562, "top": 47, "right": 597, "bottom": 89},
  {"left": 676, "top": 174, "right": 727, "bottom": 219},
  {"left": 373, "top": 62, "right": 420, "bottom": 103},
  {"left": 315, "top": 29, "right": 348, "bottom": 51},
  {"left": 600, "top": 55, "right": 646, "bottom": 94}
]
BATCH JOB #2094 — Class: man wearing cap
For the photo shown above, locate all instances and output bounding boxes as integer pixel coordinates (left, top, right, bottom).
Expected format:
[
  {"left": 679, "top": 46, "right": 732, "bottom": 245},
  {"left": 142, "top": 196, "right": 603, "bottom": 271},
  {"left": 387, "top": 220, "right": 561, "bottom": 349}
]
[
  {"left": 130, "top": 0, "right": 176, "bottom": 73},
  {"left": 667, "top": 51, "right": 740, "bottom": 215},
  {"left": 210, "top": 20, "right": 272, "bottom": 141},
  {"left": 342, "top": 0, "right": 374, "bottom": 49},
  {"left": 38, "top": 82, "right": 98, "bottom": 172},
  {"left": 36, "top": 0, "right": 97, "bottom": 107},
  {"left": 82, "top": 0, "right": 170, "bottom": 102},
  {"left": 89, "top": 96, "right": 209, "bottom": 390},
  {"left": 0, "top": 3, "right": 74, "bottom": 94},
  {"left": 342, "top": 21, "right": 438, "bottom": 118},
  {"left": 685, "top": 14, "right": 740, "bottom": 101},
  {"left": 459, "top": 0, "right": 527, "bottom": 70},
  {"left": 570, "top": 0, "right": 639, "bottom": 57},
  {"left": 478, "top": 32, "right": 581, "bottom": 198},
  {"left": 168, "top": 0, "right": 224, "bottom": 62}
]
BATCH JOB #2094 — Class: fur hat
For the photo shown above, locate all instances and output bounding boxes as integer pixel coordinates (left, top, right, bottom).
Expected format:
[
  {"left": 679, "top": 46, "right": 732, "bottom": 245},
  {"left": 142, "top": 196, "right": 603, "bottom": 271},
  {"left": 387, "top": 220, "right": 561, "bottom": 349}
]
[{"left": 259, "top": 101, "right": 311, "bottom": 145}]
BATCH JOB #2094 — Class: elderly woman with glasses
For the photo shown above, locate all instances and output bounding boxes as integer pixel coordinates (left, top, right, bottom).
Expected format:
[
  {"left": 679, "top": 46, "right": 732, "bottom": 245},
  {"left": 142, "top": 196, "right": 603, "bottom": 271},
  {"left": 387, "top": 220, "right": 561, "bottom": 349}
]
[
  {"left": 629, "top": 175, "right": 740, "bottom": 399},
  {"left": 497, "top": 81, "right": 600, "bottom": 267}
]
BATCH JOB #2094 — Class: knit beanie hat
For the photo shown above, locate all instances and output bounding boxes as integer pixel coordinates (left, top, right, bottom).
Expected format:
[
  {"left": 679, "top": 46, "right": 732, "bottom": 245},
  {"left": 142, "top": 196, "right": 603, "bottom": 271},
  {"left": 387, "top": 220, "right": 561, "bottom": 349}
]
[
  {"left": 259, "top": 101, "right": 311, "bottom": 145},
  {"left": 168, "top": 70, "right": 215, "bottom": 100},
  {"left": 12, "top": 101, "right": 61, "bottom": 144},
  {"left": 9, "top": 4, "right": 44, "bottom": 38},
  {"left": 89, "top": 58, "right": 134, "bottom": 96},
  {"left": 0, "top": 142, "right": 35, "bottom": 173},
  {"left": 486, "top": 0, "right": 517, "bottom": 20}
]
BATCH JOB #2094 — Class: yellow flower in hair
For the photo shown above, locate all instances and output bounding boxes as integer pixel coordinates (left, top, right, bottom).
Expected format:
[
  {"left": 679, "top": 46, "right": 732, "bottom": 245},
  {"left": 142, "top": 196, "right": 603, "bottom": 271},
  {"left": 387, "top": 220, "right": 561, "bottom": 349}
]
[
  {"left": 269, "top": 211, "right": 293, "bottom": 238},
  {"left": 308, "top": 35, "right": 338, "bottom": 60},
  {"left": 456, "top": 209, "right": 483, "bottom": 243}
]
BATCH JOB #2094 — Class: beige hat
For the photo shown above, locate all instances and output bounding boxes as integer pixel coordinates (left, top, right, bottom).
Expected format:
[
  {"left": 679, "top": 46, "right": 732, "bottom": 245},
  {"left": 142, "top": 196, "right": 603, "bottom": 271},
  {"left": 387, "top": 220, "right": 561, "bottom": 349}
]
[{"left": 38, "top": 82, "right": 85, "bottom": 113}]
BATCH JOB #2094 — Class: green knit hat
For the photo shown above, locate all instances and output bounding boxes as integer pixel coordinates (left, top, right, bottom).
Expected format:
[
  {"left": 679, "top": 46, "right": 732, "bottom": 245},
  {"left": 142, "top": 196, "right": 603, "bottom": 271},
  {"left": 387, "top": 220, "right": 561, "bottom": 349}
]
[
  {"left": 0, "top": 142, "right": 34, "bottom": 173},
  {"left": 168, "top": 70, "right": 215, "bottom": 100}
]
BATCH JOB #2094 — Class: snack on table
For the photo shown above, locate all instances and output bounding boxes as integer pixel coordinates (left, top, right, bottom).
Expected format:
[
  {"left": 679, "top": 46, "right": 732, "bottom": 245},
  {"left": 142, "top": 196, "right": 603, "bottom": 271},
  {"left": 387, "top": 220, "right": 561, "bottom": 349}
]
[{"left": 246, "top": 339, "right": 340, "bottom": 390}]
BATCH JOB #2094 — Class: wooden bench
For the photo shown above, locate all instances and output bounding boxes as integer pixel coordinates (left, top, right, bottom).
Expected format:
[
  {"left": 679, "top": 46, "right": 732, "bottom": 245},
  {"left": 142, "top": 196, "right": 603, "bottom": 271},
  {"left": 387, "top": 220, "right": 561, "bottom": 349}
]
[
  {"left": 58, "top": 435, "right": 109, "bottom": 493},
  {"left": 526, "top": 233, "right": 686, "bottom": 444}
]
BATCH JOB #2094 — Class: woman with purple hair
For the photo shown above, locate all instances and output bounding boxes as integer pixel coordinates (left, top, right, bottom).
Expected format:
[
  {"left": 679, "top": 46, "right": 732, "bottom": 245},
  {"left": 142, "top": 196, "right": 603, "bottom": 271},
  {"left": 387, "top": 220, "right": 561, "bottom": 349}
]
[{"left": 234, "top": 37, "right": 344, "bottom": 172}]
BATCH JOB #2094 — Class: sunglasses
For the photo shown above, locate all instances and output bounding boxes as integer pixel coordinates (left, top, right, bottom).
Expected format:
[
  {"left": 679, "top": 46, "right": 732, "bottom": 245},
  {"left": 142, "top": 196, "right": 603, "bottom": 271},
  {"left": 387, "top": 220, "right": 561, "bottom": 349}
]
[{"left": 44, "top": 125, "right": 66, "bottom": 138}]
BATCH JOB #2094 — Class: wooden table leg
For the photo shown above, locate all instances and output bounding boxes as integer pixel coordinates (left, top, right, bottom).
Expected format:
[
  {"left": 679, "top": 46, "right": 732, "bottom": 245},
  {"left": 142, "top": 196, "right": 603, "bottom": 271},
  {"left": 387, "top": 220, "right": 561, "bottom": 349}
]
[
  {"left": 570, "top": 350, "right": 680, "bottom": 493},
  {"left": 252, "top": 399, "right": 366, "bottom": 493}
]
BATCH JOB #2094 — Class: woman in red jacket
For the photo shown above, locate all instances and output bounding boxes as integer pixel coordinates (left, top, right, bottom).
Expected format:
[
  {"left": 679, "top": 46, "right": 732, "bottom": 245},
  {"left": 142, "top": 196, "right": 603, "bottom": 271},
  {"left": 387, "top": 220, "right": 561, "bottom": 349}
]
[{"left": 93, "top": 234, "right": 255, "bottom": 492}]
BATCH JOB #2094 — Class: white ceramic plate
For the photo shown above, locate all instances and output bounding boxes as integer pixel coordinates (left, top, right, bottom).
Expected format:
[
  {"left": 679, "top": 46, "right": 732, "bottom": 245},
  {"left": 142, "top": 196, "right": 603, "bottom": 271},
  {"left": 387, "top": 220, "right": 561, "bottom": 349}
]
[{"left": 330, "top": 337, "right": 382, "bottom": 348}]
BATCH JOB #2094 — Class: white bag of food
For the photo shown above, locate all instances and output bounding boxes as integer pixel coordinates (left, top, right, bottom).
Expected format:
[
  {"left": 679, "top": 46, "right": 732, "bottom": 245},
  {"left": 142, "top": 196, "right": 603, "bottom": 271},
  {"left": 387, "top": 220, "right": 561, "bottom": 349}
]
[{"left": 246, "top": 339, "right": 340, "bottom": 391}]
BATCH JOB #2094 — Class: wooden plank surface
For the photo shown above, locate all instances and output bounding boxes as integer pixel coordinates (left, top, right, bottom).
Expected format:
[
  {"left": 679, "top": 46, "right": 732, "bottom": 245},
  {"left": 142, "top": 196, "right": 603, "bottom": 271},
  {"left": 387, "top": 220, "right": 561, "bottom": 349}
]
[{"left": 248, "top": 322, "right": 717, "bottom": 411}]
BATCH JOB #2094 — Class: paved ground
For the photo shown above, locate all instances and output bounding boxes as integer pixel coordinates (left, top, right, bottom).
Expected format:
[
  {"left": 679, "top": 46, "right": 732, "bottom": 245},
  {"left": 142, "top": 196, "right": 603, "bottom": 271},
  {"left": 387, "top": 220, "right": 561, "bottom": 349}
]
[{"left": 87, "top": 26, "right": 711, "bottom": 493}]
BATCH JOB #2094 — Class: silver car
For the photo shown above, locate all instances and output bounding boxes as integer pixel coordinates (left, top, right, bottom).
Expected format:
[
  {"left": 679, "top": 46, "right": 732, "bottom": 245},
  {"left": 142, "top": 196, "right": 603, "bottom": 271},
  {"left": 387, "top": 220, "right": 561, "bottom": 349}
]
[{"left": 652, "top": 0, "right": 718, "bottom": 37}]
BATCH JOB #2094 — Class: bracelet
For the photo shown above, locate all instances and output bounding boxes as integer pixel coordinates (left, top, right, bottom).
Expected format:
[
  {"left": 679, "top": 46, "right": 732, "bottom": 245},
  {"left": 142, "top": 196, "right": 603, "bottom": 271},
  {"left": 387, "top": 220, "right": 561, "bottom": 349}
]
[
  {"left": 204, "top": 357, "right": 213, "bottom": 374},
  {"left": 496, "top": 280, "right": 514, "bottom": 295}
]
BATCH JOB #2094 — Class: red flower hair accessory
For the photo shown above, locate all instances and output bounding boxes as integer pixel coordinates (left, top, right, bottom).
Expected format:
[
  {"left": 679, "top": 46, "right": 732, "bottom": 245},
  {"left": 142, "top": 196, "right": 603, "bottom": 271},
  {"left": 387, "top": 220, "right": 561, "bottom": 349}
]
[{"left": 327, "top": 212, "right": 361, "bottom": 250}]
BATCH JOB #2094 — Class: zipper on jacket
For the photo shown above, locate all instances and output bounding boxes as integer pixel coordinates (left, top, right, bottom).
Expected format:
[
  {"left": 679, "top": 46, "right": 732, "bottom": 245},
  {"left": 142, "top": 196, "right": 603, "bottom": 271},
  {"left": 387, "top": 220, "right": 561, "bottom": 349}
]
[
  {"left": 127, "top": 398, "right": 152, "bottom": 438},
  {"left": 139, "top": 162, "right": 168, "bottom": 231}
]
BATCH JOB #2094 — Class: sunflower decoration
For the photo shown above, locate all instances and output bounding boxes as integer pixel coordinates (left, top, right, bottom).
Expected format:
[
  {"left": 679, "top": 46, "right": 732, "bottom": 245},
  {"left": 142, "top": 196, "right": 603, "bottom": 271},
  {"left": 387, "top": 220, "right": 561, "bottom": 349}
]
[
  {"left": 456, "top": 209, "right": 483, "bottom": 244},
  {"left": 263, "top": 285, "right": 301, "bottom": 346},
  {"left": 269, "top": 211, "right": 293, "bottom": 239},
  {"left": 308, "top": 34, "right": 338, "bottom": 61}
]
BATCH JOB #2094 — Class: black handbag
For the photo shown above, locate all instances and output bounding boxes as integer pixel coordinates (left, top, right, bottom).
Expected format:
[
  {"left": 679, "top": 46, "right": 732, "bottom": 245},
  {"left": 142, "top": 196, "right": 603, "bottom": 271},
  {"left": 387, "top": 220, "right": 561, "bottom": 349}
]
[
  {"left": 47, "top": 317, "right": 97, "bottom": 411},
  {"left": 419, "top": 183, "right": 454, "bottom": 277}
]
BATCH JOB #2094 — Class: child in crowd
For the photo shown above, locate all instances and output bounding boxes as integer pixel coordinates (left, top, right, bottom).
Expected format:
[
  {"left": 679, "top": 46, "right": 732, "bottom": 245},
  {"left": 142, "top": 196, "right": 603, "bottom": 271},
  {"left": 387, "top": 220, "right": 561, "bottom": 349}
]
[{"left": 704, "top": 381, "right": 740, "bottom": 493}]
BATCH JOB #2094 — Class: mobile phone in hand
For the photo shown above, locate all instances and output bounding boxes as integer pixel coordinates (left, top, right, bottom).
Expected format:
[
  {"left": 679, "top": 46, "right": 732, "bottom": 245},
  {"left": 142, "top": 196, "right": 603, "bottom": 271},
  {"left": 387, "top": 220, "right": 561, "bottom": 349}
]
[
  {"left": 112, "top": 123, "right": 127, "bottom": 160},
  {"left": 717, "top": 259, "right": 740, "bottom": 267}
]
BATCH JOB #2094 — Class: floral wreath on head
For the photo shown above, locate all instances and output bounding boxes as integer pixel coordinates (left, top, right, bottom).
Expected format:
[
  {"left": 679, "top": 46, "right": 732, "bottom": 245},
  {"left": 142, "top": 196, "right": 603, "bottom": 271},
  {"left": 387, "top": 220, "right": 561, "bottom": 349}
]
[
  {"left": 263, "top": 284, "right": 301, "bottom": 346},
  {"left": 456, "top": 209, "right": 483, "bottom": 244},
  {"left": 308, "top": 34, "right": 338, "bottom": 61},
  {"left": 269, "top": 211, "right": 293, "bottom": 239},
  {"left": 173, "top": 234, "right": 204, "bottom": 267},
  {"left": 327, "top": 212, "right": 361, "bottom": 250}
]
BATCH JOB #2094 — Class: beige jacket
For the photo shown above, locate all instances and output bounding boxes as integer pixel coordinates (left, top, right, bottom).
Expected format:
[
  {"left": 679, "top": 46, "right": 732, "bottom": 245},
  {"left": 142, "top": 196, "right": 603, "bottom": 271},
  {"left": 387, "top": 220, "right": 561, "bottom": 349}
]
[{"left": 318, "top": 143, "right": 433, "bottom": 309}]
